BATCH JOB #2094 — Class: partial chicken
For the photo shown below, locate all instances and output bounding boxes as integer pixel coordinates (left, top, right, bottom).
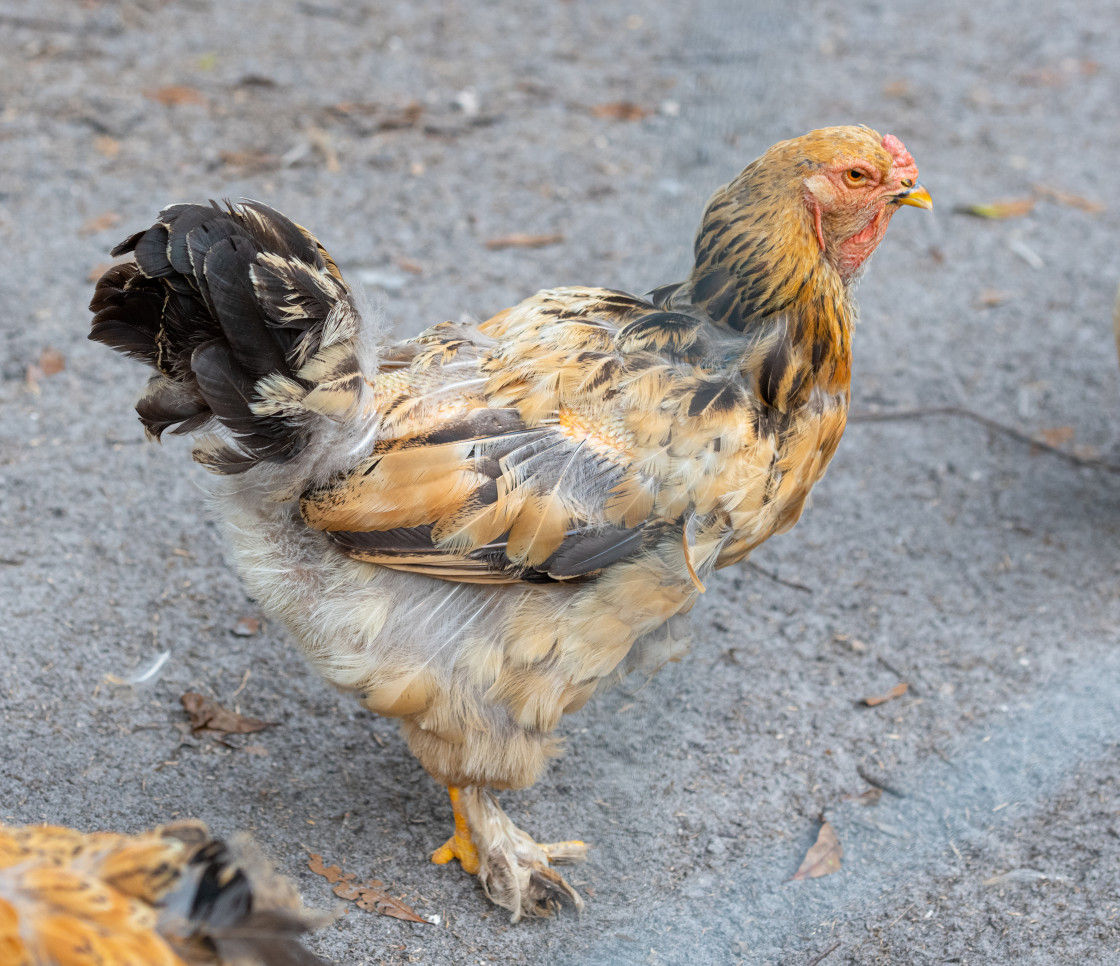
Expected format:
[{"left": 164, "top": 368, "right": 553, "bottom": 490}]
[
  {"left": 0, "top": 819, "right": 329, "bottom": 965},
  {"left": 89, "top": 125, "right": 929, "bottom": 919}
]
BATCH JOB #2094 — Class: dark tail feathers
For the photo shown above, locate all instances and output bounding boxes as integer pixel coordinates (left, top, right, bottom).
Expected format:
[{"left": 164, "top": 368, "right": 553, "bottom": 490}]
[
  {"left": 90, "top": 201, "right": 366, "bottom": 473},
  {"left": 158, "top": 821, "right": 333, "bottom": 966}
]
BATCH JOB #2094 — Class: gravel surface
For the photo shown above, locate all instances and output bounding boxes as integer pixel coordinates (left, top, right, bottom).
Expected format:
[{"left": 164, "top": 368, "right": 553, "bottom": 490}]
[{"left": 2, "top": 1, "right": 1119, "bottom": 964}]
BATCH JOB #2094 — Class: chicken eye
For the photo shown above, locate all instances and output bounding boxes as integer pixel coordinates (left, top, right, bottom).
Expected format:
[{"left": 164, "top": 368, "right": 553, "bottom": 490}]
[{"left": 845, "top": 169, "right": 866, "bottom": 185}]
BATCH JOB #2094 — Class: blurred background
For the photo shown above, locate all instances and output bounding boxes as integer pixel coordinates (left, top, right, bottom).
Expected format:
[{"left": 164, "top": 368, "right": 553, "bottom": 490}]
[{"left": 2, "top": 1, "right": 1119, "bottom": 963}]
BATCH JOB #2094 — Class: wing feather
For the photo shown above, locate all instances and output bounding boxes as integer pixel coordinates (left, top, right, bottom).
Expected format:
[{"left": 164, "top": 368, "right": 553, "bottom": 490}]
[{"left": 299, "top": 286, "right": 777, "bottom": 584}]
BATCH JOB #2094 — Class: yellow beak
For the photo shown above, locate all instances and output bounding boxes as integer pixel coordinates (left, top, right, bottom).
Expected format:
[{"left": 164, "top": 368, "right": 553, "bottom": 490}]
[{"left": 894, "top": 183, "right": 932, "bottom": 210}]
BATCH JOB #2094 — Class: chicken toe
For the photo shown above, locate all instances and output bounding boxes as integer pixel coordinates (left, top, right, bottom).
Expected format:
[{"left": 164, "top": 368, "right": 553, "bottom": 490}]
[{"left": 432, "top": 785, "right": 588, "bottom": 921}]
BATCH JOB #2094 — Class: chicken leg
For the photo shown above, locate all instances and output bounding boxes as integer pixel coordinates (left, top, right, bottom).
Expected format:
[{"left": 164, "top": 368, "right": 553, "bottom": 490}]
[{"left": 430, "top": 785, "right": 588, "bottom": 921}]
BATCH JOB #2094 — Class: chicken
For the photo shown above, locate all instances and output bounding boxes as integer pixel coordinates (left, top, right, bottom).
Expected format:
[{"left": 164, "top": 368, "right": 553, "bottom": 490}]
[
  {"left": 89, "top": 125, "right": 929, "bottom": 920},
  {"left": 0, "top": 819, "right": 329, "bottom": 965}
]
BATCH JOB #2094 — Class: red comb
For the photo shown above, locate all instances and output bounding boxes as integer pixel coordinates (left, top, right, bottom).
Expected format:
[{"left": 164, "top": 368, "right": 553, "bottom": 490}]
[{"left": 881, "top": 134, "right": 915, "bottom": 169}]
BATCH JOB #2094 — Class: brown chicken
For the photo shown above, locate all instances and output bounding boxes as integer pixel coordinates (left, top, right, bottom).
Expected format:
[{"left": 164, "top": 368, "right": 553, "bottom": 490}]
[
  {"left": 89, "top": 125, "right": 929, "bottom": 920},
  {"left": 0, "top": 820, "right": 329, "bottom": 965}
]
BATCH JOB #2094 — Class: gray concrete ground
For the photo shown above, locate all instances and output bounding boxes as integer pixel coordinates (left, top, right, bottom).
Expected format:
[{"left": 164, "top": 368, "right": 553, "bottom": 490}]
[{"left": 2, "top": 1, "right": 1119, "bottom": 963}]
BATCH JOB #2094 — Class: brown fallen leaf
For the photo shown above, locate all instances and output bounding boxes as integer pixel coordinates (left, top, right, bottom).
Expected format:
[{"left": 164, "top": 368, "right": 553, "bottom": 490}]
[
  {"left": 1037, "top": 426, "right": 1075, "bottom": 448},
  {"left": 334, "top": 880, "right": 429, "bottom": 924},
  {"left": 591, "top": 101, "right": 649, "bottom": 121},
  {"left": 976, "top": 289, "right": 1012, "bottom": 308},
  {"left": 180, "top": 692, "right": 278, "bottom": 735},
  {"left": 882, "top": 79, "right": 912, "bottom": 99},
  {"left": 861, "top": 682, "right": 909, "bottom": 707},
  {"left": 380, "top": 102, "right": 424, "bottom": 130},
  {"left": 792, "top": 820, "right": 843, "bottom": 880},
  {"left": 308, "top": 852, "right": 430, "bottom": 924},
  {"left": 37, "top": 347, "right": 65, "bottom": 376},
  {"left": 485, "top": 232, "right": 564, "bottom": 251},
  {"left": 307, "top": 852, "right": 349, "bottom": 885},
  {"left": 93, "top": 135, "right": 120, "bottom": 159},
  {"left": 79, "top": 211, "right": 121, "bottom": 236},
  {"left": 330, "top": 100, "right": 378, "bottom": 115},
  {"left": 846, "top": 787, "right": 883, "bottom": 807},
  {"left": 331, "top": 100, "right": 426, "bottom": 130},
  {"left": 956, "top": 199, "right": 1035, "bottom": 220},
  {"left": 1031, "top": 183, "right": 1105, "bottom": 214},
  {"left": 394, "top": 256, "right": 424, "bottom": 275},
  {"left": 219, "top": 149, "right": 279, "bottom": 171},
  {"left": 145, "top": 85, "right": 206, "bottom": 107},
  {"left": 232, "top": 616, "right": 261, "bottom": 637}
]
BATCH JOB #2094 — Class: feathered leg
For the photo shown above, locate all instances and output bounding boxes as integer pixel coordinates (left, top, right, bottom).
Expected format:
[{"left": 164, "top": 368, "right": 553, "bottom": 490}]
[{"left": 430, "top": 785, "right": 588, "bottom": 921}]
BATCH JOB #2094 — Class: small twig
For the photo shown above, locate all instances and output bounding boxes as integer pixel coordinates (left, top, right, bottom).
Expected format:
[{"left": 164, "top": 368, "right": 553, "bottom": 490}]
[
  {"left": 803, "top": 940, "right": 841, "bottom": 966},
  {"left": 230, "top": 668, "right": 252, "bottom": 701},
  {"left": 849, "top": 406, "right": 1120, "bottom": 473},
  {"left": 745, "top": 561, "right": 814, "bottom": 594},
  {"left": 857, "top": 764, "right": 907, "bottom": 798},
  {"left": 887, "top": 903, "right": 915, "bottom": 929}
]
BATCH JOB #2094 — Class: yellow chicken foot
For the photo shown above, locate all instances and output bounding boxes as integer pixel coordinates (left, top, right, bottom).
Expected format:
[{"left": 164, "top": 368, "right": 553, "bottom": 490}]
[
  {"left": 431, "top": 785, "right": 480, "bottom": 874},
  {"left": 429, "top": 784, "right": 588, "bottom": 919}
]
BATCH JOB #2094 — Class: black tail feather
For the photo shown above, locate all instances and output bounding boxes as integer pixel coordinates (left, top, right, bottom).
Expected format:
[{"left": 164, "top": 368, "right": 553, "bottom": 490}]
[
  {"left": 158, "top": 822, "right": 332, "bottom": 966},
  {"left": 90, "top": 200, "right": 363, "bottom": 473}
]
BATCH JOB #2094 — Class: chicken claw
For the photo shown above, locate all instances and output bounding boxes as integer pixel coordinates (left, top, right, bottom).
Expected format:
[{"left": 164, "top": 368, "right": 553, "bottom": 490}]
[{"left": 431, "top": 785, "right": 588, "bottom": 921}]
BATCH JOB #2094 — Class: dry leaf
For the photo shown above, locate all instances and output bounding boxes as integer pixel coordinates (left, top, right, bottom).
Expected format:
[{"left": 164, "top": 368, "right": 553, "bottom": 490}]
[
  {"left": 37, "top": 347, "right": 65, "bottom": 376},
  {"left": 145, "top": 85, "right": 206, "bottom": 107},
  {"left": 219, "top": 149, "right": 279, "bottom": 171},
  {"left": 307, "top": 852, "right": 350, "bottom": 885},
  {"left": 861, "top": 682, "right": 909, "bottom": 707},
  {"left": 792, "top": 821, "right": 843, "bottom": 880},
  {"left": 336, "top": 881, "right": 429, "bottom": 923},
  {"left": 847, "top": 787, "right": 883, "bottom": 807},
  {"left": 180, "top": 692, "right": 278, "bottom": 735},
  {"left": 79, "top": 211, "right": 121, "bottom": 236},
  {"left": 591, "top": 101, "right": 649, "bottom": 121},
  {"left": 1037, "top": 426, "right": 1075, "bottom": 447},
  {"left": 232, "top": 616, "right": 261, "bottom": 637},
  {"left": 1031, "top": 183, "right": 1105, "bottom": 214},
  {"left": 330, "top": 101, "right": 377, "bottom": 115},
  {"left": 394, "top": 256, "right": 424, "bottom": 275},
  {"left": 882, "top": 79, "right": 912, "bottom": 98},
  {"left": 93, "top": 135, "right": 120, "bottom": 159},
  {"left": 485, "top": 233, "right": 564, "bottom": 251},
  {"left": 375, "top": 101, "right": 424, "bottom": 130},
  {"left": 956, "top": 199, "right": 1035, "bottom": 220},
  {"left": 976, "top": 289, "right": 1011, "bottom": 308},
  {"left": 308, "top": 852, "right": 430, "bottom": 924}
]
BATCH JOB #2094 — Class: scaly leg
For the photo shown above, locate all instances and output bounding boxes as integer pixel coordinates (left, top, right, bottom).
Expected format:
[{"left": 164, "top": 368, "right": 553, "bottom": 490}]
[
  {"left": 430, "top": 785, "right": 480, "bottom": 874},
  {"left": 430, "top": 784, "right": 589, "bottom": 921}
]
